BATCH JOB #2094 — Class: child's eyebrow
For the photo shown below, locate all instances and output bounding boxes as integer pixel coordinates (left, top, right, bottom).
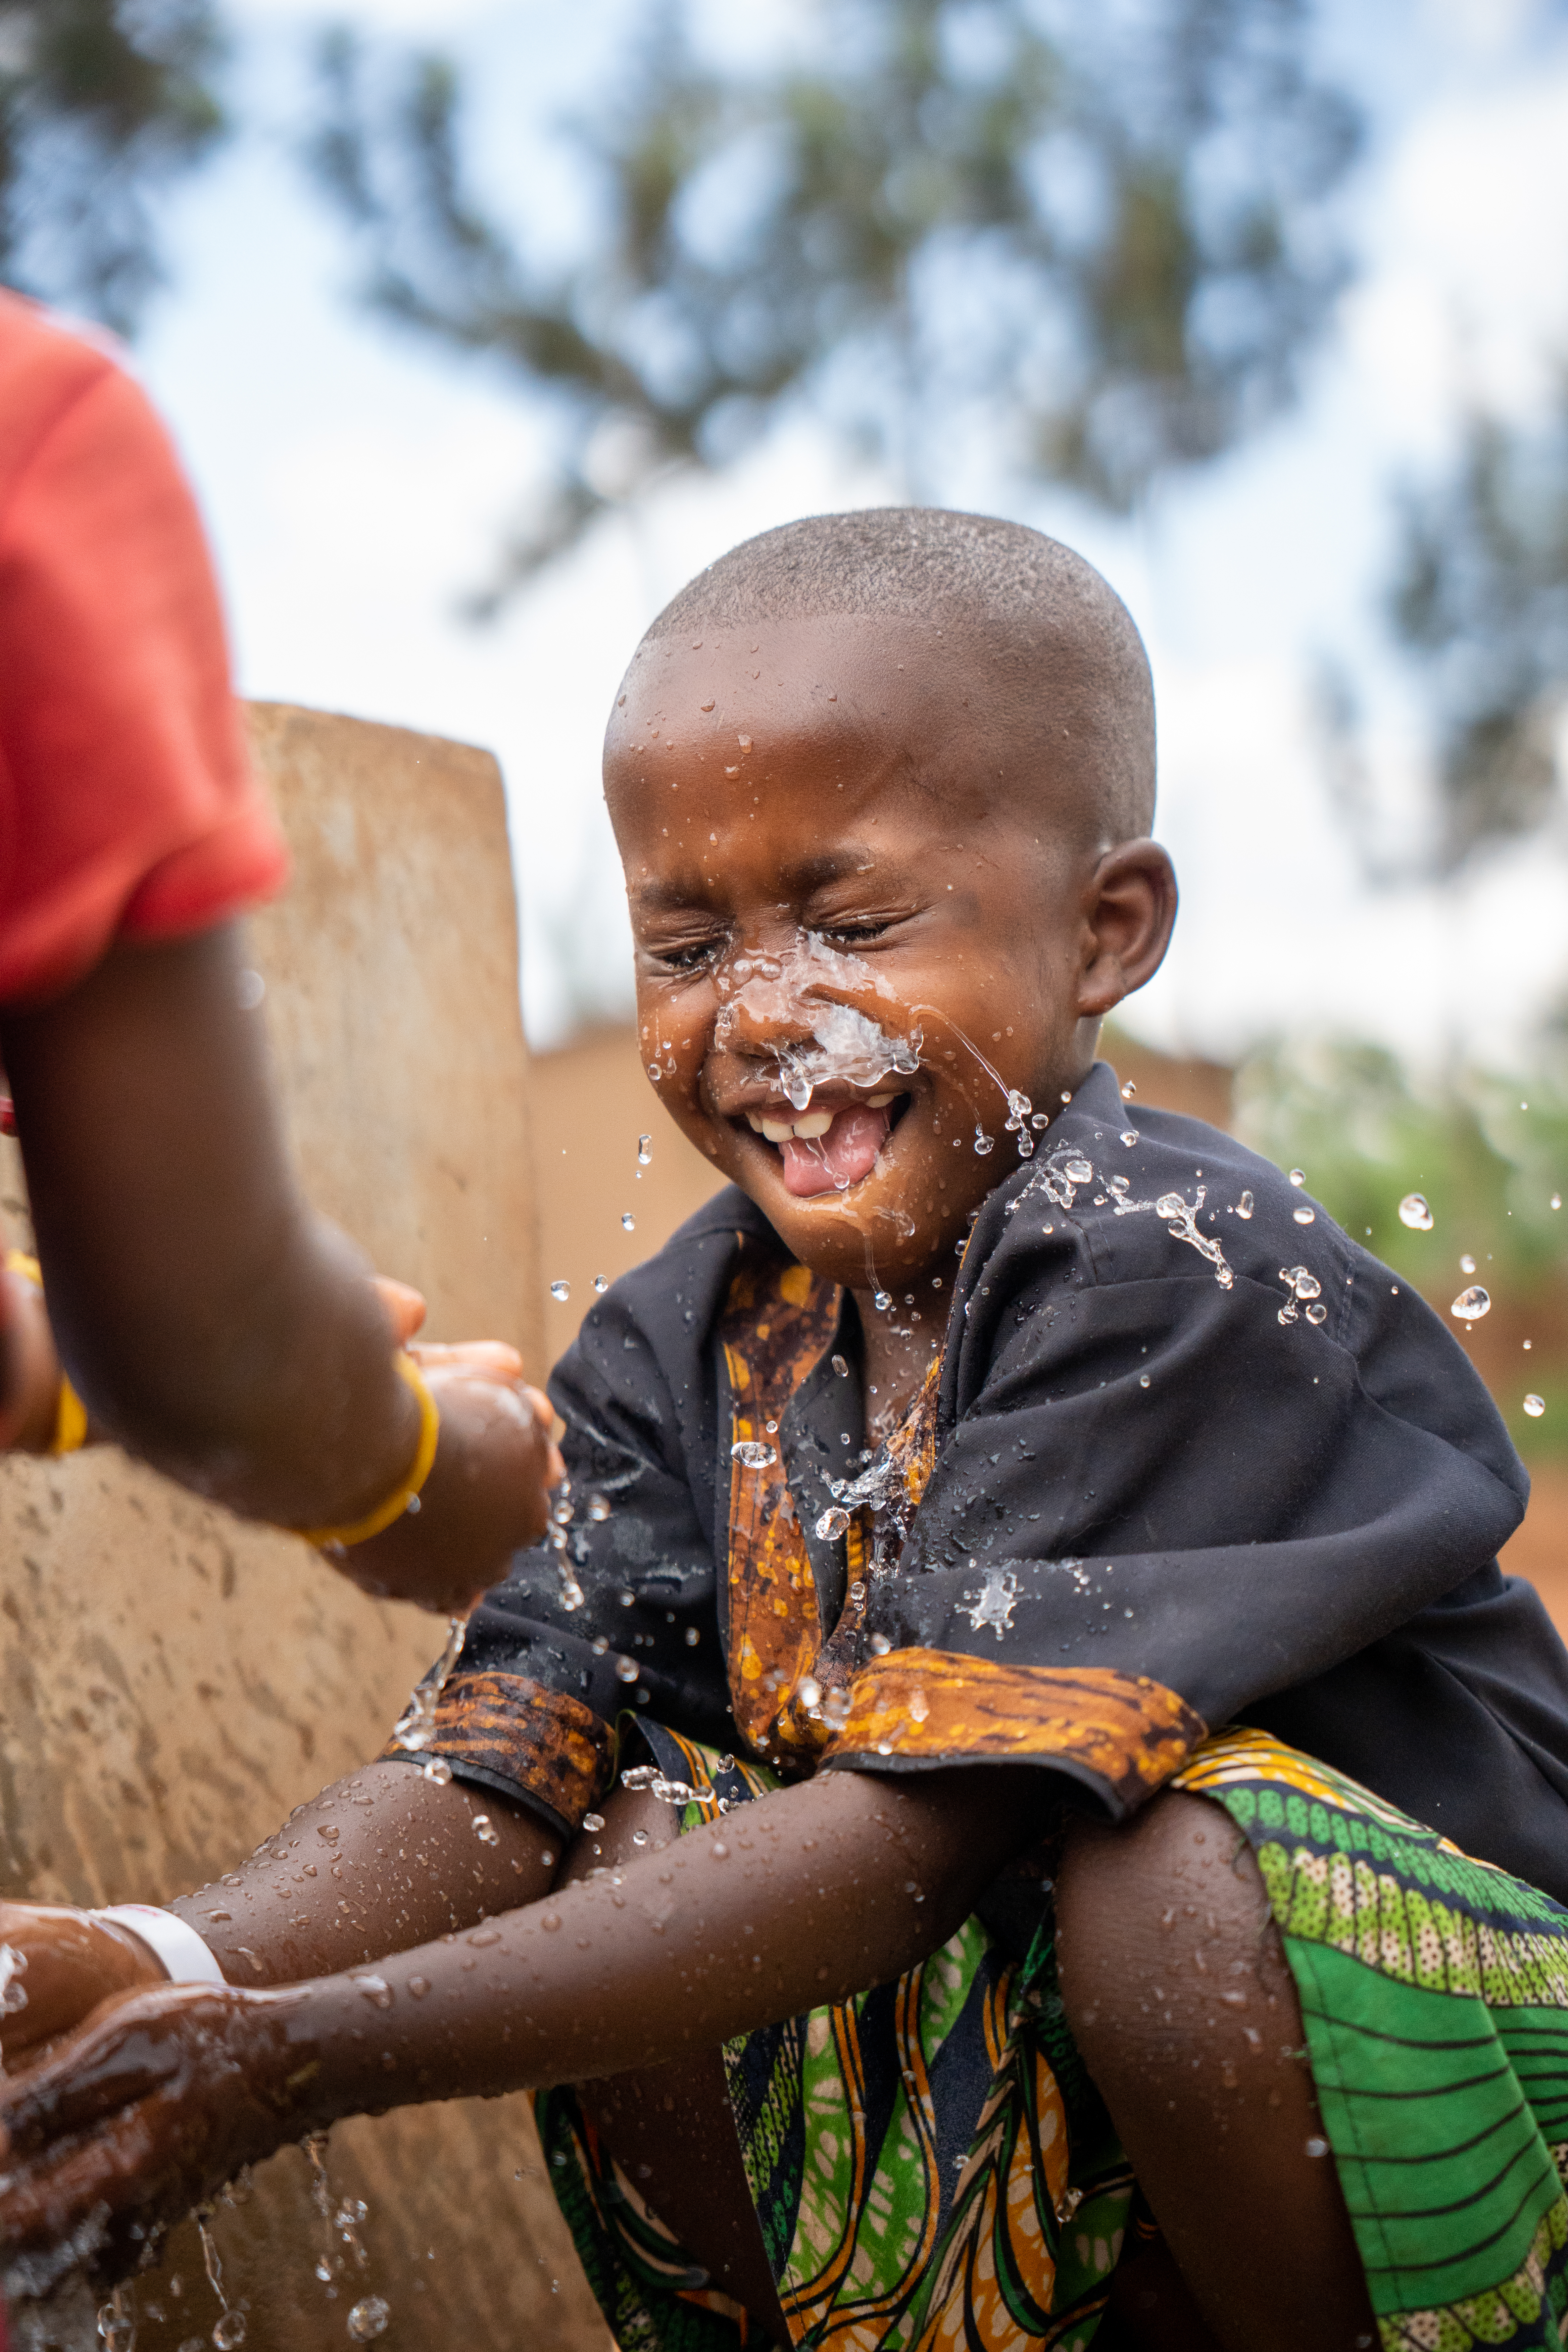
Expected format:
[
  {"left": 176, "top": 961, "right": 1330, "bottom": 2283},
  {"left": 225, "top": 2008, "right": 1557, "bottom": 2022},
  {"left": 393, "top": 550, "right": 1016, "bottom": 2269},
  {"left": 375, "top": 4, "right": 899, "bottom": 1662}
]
[{"left": 633, "top": 848, "right": 881, "bottom": 916}]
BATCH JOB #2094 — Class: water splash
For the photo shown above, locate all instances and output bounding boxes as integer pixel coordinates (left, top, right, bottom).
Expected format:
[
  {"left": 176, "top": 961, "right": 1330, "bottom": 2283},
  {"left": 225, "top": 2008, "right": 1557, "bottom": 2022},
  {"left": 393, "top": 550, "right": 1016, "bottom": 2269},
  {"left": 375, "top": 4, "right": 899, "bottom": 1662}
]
[
  {"left": 95, "top": 2286, "right": 135, "bottom": 2352},
  {"left": 195, "top": 2210, "right": 243, "bottom": 2348},
  {"left": 1398, "top": 1193, "right": 1433, "bottom": 1231},
  {"left": 1452, "top": 1286, "right": 1491, "bottom": 1322},
  {"left": 731, "top": 1439, "right": 777, "bottom": 1469},
  {"left": 959, "top": 1565, "right": 1019, "bottom": 1642},
  {"left": 391, "top": 1616, "right": 467, "bottom": 1753}
]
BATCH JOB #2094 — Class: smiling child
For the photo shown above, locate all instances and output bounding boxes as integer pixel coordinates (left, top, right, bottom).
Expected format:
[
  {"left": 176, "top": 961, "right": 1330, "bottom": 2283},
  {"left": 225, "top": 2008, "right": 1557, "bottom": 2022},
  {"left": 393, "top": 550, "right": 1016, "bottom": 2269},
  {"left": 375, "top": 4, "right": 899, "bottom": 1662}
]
[{"left": 5, "top": 511, "right": 1568, "bottom": 2352}]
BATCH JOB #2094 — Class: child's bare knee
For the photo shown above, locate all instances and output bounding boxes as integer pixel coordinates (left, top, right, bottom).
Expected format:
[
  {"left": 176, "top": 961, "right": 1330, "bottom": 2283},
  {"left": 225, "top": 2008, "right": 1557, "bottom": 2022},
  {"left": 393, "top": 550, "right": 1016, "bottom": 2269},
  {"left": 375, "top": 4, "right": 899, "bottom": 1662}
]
[
  {"left": 1056, "top": 1791, "right": 1274, "bottom": 2059},
  {"left": 558, "top": 1785, "right": 676, "bottom": 1884}
]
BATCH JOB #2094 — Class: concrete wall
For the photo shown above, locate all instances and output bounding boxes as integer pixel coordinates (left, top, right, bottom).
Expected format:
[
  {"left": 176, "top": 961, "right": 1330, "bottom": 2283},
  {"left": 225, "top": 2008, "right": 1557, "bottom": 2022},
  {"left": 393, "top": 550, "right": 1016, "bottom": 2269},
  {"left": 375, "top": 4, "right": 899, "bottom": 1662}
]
[{"left": 0, "top": 708, "right": 607, "bottom": 2352}]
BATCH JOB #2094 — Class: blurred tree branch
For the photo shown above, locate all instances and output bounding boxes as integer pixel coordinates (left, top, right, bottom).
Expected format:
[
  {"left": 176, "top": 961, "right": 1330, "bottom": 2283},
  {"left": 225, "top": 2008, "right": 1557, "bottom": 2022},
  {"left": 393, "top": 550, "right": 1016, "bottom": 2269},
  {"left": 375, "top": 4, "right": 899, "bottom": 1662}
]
[
  {"left": 0, "top": 0, "right": 226, "bottom": 333},
  {"left": 1386, "top": 398, "right": 1568, "bottom": 876},
  {"left": 305, "top": 0, "right": 1361, "bottom": 612}
]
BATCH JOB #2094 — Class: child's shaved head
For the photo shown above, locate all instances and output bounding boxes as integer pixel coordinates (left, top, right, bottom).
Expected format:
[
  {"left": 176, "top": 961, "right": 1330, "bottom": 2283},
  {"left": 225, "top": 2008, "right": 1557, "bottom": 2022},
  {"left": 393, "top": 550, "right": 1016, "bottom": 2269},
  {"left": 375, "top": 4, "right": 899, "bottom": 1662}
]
[{"left": 644, "top": 506, "right": 1156, "bottom": 845}]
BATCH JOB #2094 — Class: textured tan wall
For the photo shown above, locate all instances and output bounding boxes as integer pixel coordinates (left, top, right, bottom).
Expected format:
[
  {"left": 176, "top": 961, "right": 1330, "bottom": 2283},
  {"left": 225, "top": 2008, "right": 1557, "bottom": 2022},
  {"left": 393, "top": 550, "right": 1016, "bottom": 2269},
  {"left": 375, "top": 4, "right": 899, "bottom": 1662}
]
[{"left": 0, "top": 708, "right": 607, "bottom": 2352}]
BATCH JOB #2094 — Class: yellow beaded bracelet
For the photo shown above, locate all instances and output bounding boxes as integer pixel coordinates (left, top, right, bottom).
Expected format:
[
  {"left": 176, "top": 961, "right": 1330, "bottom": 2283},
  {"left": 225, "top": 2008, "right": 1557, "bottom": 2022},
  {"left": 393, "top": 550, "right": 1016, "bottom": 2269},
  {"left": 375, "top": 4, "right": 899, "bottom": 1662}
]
[
  {"left": 297, "top": 1352, "right": 441, "bottom": 1550},
  {"left": 3, "top": 1248, "right": 88, "bottom": 1455}
]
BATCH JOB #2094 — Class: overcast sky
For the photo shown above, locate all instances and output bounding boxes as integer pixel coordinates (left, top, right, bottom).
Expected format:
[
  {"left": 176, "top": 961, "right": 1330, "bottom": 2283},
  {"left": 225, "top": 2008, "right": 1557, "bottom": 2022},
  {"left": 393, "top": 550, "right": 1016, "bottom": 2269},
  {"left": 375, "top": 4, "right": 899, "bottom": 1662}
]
[{"left": 124, "top": 0, "right": 1568, "bottom": 1063}]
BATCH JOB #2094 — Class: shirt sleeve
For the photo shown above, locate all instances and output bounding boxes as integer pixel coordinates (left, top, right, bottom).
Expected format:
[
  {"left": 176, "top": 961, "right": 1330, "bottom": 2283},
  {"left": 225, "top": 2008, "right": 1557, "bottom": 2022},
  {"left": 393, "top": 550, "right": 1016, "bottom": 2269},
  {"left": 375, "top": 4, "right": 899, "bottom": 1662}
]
[
  {"left": 380, "top": 1209, "right": 748, "bottom": 1839},
  {"left": 0, "top": 317, "right": 287, "bottom": 1005},
  {"left": 816, "top": 1133, "right": 1530, "bottom": 1820}
]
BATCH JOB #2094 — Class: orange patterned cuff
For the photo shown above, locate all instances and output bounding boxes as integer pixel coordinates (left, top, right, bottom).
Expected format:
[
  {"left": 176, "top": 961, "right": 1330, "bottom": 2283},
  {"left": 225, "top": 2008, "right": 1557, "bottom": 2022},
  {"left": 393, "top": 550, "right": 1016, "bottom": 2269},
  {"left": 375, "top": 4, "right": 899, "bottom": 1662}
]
[
  {"left": 379, "top": 1667, "right": 615, "bottom": 1833},
  {"left": 820, "top": 1647, "right": 1206, "bottom": 1814}
]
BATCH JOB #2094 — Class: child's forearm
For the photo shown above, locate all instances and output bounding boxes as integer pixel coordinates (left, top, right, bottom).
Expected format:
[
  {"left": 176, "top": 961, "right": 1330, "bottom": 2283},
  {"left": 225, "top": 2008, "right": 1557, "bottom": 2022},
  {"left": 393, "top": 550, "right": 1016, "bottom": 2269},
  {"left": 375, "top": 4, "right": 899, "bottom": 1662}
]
[
  {"left": 246, "top": 1763, "right": 1048, "bottom": 2126},
  {"left": 167, "top": 1761, "right": 558, "bottom": 1986}
]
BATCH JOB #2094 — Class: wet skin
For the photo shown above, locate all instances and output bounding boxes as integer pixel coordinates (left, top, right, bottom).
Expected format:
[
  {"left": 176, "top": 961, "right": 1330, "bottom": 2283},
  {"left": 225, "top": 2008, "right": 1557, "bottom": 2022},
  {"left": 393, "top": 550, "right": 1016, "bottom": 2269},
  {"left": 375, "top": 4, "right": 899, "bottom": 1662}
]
[
  {"left": 0, "top": 630, "right": 1374, "bottom": 2346},
  {"left": 0, "top": 923, "right": 559, "bottom": 1610},
  {"left": 603, "top": 612, "right": 1176, "bottom": 1415}
]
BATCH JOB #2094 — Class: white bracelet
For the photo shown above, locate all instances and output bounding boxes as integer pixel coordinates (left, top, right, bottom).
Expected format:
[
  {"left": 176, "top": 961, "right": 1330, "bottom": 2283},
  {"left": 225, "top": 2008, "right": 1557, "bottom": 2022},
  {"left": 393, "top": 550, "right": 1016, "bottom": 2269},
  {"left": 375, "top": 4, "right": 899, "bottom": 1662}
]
[{"left": 92, "top": 1903, "right": 227, "bottom": 1987}]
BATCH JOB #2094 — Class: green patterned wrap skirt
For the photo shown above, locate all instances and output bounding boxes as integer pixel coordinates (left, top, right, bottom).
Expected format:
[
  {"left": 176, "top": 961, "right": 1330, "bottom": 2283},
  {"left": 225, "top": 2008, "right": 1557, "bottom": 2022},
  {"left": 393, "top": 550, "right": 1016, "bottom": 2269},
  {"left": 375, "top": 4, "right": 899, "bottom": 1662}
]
[{"left": 532, "top": 1724, "right": 1568, "bottom": 2351}]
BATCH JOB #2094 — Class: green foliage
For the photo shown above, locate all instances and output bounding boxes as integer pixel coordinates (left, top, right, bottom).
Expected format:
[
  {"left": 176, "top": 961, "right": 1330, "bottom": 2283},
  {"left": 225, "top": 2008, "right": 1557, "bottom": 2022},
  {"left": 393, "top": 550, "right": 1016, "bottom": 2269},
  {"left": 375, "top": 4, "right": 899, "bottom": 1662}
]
[
  {"left": 1235, "top": 1036, "right": 1568, "bottom": 1286},
  {"left": 307, "top": 0, "right": 1361, "bottom": 606},
  {"left": 0, "top": 0, "right": 226, "bottom": 333},
  {"left": 1236, "top": 1037, "right": 1568, "bottom": 1458}
]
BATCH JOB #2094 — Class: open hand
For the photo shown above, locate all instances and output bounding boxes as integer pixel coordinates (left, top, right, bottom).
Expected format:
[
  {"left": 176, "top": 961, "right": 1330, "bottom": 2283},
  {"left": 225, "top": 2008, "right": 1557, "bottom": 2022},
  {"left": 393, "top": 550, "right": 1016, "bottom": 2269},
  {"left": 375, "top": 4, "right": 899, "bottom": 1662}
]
[
  {"left": 0, "top": 1980, "right": 314, "bottom": 2298},
  {"left": 0, "top": 1904, "right": 165, "bottom": 2073}
]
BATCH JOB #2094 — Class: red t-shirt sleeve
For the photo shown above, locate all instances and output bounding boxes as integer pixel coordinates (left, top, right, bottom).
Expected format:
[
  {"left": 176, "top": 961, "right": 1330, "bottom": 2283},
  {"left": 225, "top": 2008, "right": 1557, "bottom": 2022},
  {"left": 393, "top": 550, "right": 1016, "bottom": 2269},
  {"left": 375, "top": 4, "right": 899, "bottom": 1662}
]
[{"left": 0, "top": 297, "right": 288, "bottom": 1005}]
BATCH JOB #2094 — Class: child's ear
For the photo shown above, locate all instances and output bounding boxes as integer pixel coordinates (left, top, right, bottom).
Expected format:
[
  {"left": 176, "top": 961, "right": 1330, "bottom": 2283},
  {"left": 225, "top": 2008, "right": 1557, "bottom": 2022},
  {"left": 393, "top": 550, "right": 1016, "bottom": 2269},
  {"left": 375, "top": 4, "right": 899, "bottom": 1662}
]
[{"left": 1075, "top": 841, "right": 1178, "bottom": 1017}]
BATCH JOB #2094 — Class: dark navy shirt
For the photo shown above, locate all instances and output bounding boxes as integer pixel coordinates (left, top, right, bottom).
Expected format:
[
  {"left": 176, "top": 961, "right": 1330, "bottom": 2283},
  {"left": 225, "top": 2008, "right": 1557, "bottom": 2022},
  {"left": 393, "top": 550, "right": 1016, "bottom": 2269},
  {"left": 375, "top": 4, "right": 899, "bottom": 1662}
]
[{"left": 458, "top": 1063, "right": 1568, "bottom": 1899}]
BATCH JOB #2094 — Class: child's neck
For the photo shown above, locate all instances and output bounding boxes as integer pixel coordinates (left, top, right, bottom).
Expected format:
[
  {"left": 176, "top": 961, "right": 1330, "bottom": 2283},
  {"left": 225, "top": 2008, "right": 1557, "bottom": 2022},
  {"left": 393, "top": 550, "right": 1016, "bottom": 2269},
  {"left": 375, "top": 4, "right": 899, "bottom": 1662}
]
[{"left": 854, "top": 1288, "right": 943, "bottom": 1442}]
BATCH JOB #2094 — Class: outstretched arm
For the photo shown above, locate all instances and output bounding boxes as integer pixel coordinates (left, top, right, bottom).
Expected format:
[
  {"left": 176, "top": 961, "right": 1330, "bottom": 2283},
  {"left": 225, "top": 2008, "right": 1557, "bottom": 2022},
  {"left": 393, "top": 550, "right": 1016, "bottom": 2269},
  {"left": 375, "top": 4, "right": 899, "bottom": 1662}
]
[
  {"left": 0, "top": 924, "right": 558, "bottom": 1609},
  {"left": 0, "top": 1759, "right": 1054, "bottom": 2278}
]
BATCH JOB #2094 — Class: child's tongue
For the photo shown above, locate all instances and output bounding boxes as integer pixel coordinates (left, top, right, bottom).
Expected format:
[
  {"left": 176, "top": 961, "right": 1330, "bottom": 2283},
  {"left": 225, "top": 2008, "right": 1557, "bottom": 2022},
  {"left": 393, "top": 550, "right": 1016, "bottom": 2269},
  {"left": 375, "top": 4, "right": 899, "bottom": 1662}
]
[{"left": 780, "top": 1102, "right": 892, "bottom": 1198}]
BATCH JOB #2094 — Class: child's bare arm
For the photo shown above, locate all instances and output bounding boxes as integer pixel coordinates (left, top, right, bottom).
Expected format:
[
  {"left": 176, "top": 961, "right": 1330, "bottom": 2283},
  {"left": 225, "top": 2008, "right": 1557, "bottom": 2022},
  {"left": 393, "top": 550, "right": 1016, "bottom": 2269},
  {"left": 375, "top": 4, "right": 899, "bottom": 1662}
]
[
  {"left": 0, "top": 1763, "right": 1053, "bottom": 2273},
  {"left": 0, "top": 923, "right": 557, "bottom": 1609}
]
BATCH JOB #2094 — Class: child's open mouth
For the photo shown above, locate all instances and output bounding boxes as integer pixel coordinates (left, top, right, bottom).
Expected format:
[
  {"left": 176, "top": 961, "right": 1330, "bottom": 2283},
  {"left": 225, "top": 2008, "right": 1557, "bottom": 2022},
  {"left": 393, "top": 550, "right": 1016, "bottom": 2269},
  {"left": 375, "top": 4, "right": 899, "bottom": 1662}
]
[{"left": 745, "top": 1093, "right": 904, "bottom": 1197}]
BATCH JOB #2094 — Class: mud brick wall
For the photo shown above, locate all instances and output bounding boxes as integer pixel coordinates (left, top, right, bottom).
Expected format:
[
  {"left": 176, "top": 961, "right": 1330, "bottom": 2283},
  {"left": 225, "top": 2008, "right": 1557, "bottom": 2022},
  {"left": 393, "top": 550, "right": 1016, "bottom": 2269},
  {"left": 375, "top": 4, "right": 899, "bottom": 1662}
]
[{"left": 0, "top": 706, "right": 609, "bottom": 2352}]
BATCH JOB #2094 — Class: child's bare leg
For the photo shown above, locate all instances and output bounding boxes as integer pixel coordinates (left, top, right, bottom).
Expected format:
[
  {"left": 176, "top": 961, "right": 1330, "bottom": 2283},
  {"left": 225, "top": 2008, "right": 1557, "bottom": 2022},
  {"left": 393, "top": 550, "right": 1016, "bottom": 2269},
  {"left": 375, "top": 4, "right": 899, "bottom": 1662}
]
[
  {"left": 561, "top": 1786, "right": 792, "bottom": 2346},
  {"left": 1055, "top": 1791, "right": 1377, "bottom": 2352}
]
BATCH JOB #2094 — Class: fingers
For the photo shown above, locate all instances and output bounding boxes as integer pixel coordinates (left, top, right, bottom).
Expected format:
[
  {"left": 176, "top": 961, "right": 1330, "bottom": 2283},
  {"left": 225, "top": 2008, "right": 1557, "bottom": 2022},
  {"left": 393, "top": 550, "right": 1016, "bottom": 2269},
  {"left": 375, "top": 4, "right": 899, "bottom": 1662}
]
[
  {"left": 373, "top": 1276, "right": 427, "bottom": 1342},
  {"left": 408, "top": 1339, "right": 526, "bottom": 1382}
]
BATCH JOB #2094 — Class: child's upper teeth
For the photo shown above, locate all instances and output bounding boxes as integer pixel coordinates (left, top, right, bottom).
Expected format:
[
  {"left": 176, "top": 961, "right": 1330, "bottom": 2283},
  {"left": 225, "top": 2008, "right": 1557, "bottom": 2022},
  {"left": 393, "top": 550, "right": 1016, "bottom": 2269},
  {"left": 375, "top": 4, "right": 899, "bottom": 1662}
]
[
  {"left": 745, "top": 1094, "right": 901, "bottom": 1143},
  {"left": 746, "top": 1108, "right": 843, "bottom": 1143}
]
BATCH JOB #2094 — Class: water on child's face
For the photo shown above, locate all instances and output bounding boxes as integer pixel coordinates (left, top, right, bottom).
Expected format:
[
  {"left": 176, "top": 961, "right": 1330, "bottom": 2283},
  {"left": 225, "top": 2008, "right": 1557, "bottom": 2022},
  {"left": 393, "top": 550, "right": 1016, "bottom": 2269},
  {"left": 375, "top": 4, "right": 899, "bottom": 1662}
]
[{"left": 603, "top": 614, "right": 1096, "bottom": 1296}]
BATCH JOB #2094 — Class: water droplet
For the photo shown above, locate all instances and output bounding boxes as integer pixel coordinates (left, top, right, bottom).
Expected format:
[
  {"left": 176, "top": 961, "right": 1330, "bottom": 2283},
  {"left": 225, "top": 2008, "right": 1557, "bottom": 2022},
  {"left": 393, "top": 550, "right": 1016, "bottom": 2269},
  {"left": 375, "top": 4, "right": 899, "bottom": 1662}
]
[
  {"left": 1289, "top": 1169, "right": 1306, "bottom": 1187},
  {"left": 816, "top": 1506, "right": 851, "bottom": 1539},
  {"left": 1120, "top": 1131, "right": 1138, "bottom": 1147},
  {"left": 1525, "top": 1394, "right": 1546, "bottom": 1417},
  {"left": 637, "top": 1135, "right": 652, "bottom": 1164},
  {"left": 1552, "top": 1194, "right": 1562, "bottom": 1211},
  {"left": 731, "top": 1439, "right": 777, "bottom": 1468},
  {"left": 549, "top": 1280, "right": 570, "bottom": 1303},
  {"left": 472, "top": 1815, "right": 500, "bottom": 1846},
  {"left": 347, "top": 2298, "right": 390, "bottom": 2342},
  {"left": 1138, "top": 1373, "right": 1150, "bottom": 1389},
  {"left": 236, "top": 967, "right": 265, "bottom": 1012},
  {"left": 1305, "top": 1302, "right": 1327, "bottom": 1325},
  {"left": 832, "top": 1352, "right": 849, "bottom": 1377},
  {"left": 1452, "top": 1286, "right": 1491, "bottom": 1321},
  {"left": 582, "top": 1812, "right": 605, "bottom": 1832},
  {"left": 1121, "top": 1081, "right": 1136, "bottom": 1099},
  {"left": 796, "top": 1676, "right": 823, "bottom": 1709},
  {"left": 1236, "top": 1191, "right": 1254, "bottom": 1219},
  {"left": 592, "top": 1274, "right": 608, "bottom": 1294},
  {"left": 408, "top": 1974, "right": 430, "bottom": 1998},
  {"left": 615, "top": 1656, "right": 640, "bottom": 1683},
  {"left": 352, "top": 1974, "right": 392, "bottom": 2009},
  {"left": 1060, "top": 1091, "right": 1072, "bottom": 1104},
  {"left": 973, "top": 1128, "right": 994, "bottom": 1156},
  {"left": 822, "top": 1686, "right": 852, "bottom": 1726},
  {"left": 1293, "top": 1208, "right": 1315, "bottom": 1225},
  {"left": 1065, "top": 1158, "right": 1093, "bottom": 1183},
  {"left": 621, "top": 1212, "right": 636, "bottom": 1231},
  {"left": 212, "top": 2316, "right": 246, "bottom": 2350},
  {"left": 421, "top": 1756, "right": 452, "bottom": 1786},
  {"left": 647, "top": 1064, "right": 662, "bottom": 1081},
  {"left": 587, "top": 1494, "right": 612, "bottom": 1521},
  {"left": 684, "top": 1625, "right": 700, "bottom": 1645},
  {"left": 1398, "top": 1193, "right": 1433, "bottom": 1231},
  {"left": 1305, "top": 2137, "right": 1328, "bottom": 2159},
  {"left": 1460, "top": 1252, "right": 1476, "bottom": 1274}
]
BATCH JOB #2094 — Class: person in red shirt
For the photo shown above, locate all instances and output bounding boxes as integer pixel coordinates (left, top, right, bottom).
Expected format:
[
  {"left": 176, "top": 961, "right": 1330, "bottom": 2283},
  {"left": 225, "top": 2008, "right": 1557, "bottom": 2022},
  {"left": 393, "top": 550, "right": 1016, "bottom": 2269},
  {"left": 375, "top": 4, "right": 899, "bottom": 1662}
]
[{"left": 0, "top": 287, "right": 558, "bottom": 1613}]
